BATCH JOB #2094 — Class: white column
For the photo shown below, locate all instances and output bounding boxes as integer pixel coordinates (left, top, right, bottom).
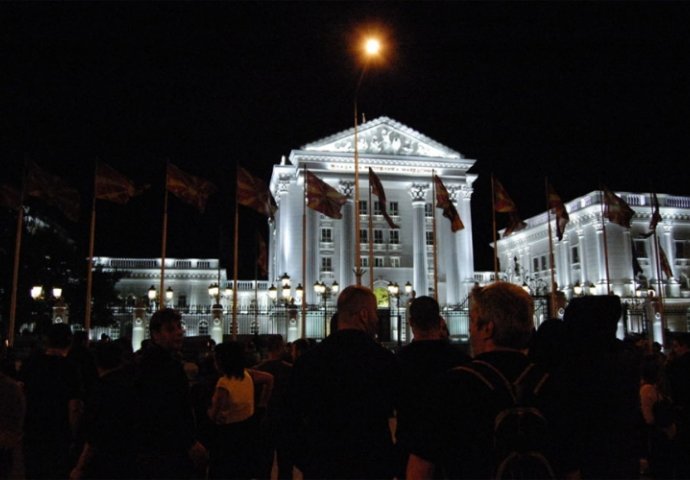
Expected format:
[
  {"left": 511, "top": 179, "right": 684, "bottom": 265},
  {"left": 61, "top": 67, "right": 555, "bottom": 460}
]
[
  {"left": 439, "top": 185, "right": 461, "bottom": 305},
  {"left": 305, "top": 208, "right": 319, "bottom": 305},
  {"left": 410, "top": 184, "right": 429, "bottom": 299},
  {"left": 622, "top": 229, "right": 633, "bottom": 296},
  {"left": 275, "top": 177, "right": 292, "bottom": 283},
  {"left": 594, "top": 222, "right": 606, "bottom": 290},
  {"left": 577, "top": 229, "right": 587, "bottom": 285},
  {"left": 663, "top": 223, "right": 680, "bottom": 296},
  {"left": 456, "top": 183, "right": 475, "bottom": 302}
]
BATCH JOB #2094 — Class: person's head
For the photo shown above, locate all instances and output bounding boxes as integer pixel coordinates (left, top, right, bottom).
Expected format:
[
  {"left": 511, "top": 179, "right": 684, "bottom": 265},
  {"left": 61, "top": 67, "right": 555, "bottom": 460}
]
[
  {"left": 528, "top": 318, "right": 567, "bottom": 369},
  {"left": 266, "top": 335, "right": 285, "bottom": 358},
  {"left": 671, "top": 332, "right": 690, "bottom": 357},
  {"left": 291, "top": 338, "right": 312, "bottom": 361},
  {"left": 93, "top": 340, "right": 124, "bottom": 373},
  {"left": 408, "top": 296, "right": 442, "bottom": 340},
  {"left": 336, "top": 285, "right": 378, "bottom": 337},
  {"left": 214, "top": 341, "right": 246, "bottom": 380},
  {"left": 45, "top": 323, "right": 73, "bottom": 352},
  {"left": 469, "top": 282, "right": 534, "bottom": 355},
  {"left": 563, "top": 295, "right": 621, "bottom": 351},
  {"left": 149, "top": 308, "right": 184, "bottom": 351}
]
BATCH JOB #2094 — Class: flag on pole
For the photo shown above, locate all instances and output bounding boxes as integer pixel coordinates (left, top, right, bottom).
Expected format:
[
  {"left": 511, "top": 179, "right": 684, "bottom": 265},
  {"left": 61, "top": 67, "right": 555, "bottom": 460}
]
[
  {"left": 26, "top": 162, "right": 80, "bottom": 221},
  {"left": 433, "top": 175, "right": 464, "bottom": 232},
  {"left": 95, "top": 162, "right": 148, "bottom": 204},
  {"left": 547, "top": 183, "right": 570, "bottom": 241},
  {"left": 504, "top": 212, "right": 528, "bottom": 236},
  {"left": 166, "top": 163, "right": 217, "bottom": 213},
  {"left": 640, "top": 192, "right": 662, "bottom": 238},
  {"left": 494, "top": 178, "right": 518, "bottom": 213},
  {"left": 368, "top": 168, "right": 399, "bottom": 229},
  {"left": 0, "top": 184, "right": 21, "bottom": 209},
  {"left": 306, "top": 171, "right": 347, "bottom": 219},
  {"left": 602, "top": 186, "right": 635, "bottom": 228},
  {"left": 256, "top": 231, "right": 268, "bottom": 277},
  {"left": 659, "top": 245, "right": 674, "bottom": 279},
  {"left": 493, "top": 177, "right": 526, "bottom": 235},
  {"left": 237, "top": 167, "right": 277, "bottom": 219}
]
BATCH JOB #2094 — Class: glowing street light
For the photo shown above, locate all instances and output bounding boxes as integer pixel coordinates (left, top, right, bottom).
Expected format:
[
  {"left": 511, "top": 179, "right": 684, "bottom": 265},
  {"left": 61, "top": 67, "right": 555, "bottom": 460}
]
[{"left": 353, "top": 33, "right": 386, "bottom": 285}]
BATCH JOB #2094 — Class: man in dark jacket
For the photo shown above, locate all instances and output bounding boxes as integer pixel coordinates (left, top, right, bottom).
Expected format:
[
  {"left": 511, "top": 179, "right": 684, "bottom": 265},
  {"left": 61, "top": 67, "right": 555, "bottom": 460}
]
[
  {"left": 286, "top": 285, "right": 401, "bottom": 479},
  {"left": 135, "top": 308, "right": 207, "bottom": 479}
]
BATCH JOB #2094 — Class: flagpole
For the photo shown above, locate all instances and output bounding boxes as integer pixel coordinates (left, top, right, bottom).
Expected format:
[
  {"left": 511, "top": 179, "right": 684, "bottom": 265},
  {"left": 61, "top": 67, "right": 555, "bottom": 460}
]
[
  {"left": 84, "top": 162, "right": 98, "bottom": 333},
  {"left": 652, "top": 230, "right": 667, "bottom": 346},
  {"left": 599, "top": 188, "right": 612, "bottom": 295},
  {"left": 8, "top": 160, "right": 28, "bottom": 347},
  {"left": 353, "top": 104, "right": 363, "bottom": 286},
  {"left": 368, "top": 178, "right": 374, "bottom": 288},
  {"left": 545, "top": 178, "right": 557, "bottom": 317},
  {"left": 491, "top": 174, "right": 499, "bottom": 280},
  {"left": 232, "top": 183, "right": 240, "bottom": 341},
  {"left": 301, "top": 167, "right": 307, "bottom": 338},
  {"left": 160, "top": 162, "right": 169, "bottom": 309},
  {"left": 431, "top": 171, "right": 439, "bottom": 301}
]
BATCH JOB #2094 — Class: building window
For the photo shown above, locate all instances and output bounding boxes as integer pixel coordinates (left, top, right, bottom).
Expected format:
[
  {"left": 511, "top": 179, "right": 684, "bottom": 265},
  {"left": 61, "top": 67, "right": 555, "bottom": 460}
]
[
  {"left": 389, "top": 201, "right": 399, "bottom": 216},
  {"left": 361, "top": 256, "right": 369, "bottom": 267},
  {"left": 359, "top": 200, "right": 368, "bottom": 215},
  {"left": 178, "top": 295, "right": 188, "bottom": 308},
  {"left": 360, "top": 229, "right": 368, "bottom": 243},
  {"left": 634, "top": 239, "right": 648, "bottom": 259},
  {"left": 321, "top": 257, "right": 333, "bottom": 273},
  {"left": 426, "top": 231, "right": 434, "bottom": 245},
  {"left": 571, "top": 246, "right": 580, "bottom": 264},
  {"left": 390, "top": 230, "right": 400, "bottom": 244},
  {"left": 391, "top": 257, "right": 401, "bottom": 268},
  {"left": 533, "top": 258, "right": 540, "bottom": 272},
  {"left": 321, "top": 228, "right": 332, "bottom": 242},
  {"left": 540, "top": 255, "right": 547, "bottom": 271},
  {"left": 373, "top": 201, "right": 382, "bottom": 215},
  {"left": 374, "top": 257, "right": 385, "bottom": 267},
  {"left": 198, "top": 320, "right": 209, "bottom": 336},
  {"left": 676, "top": 240, "right": 689, "bottom": 259},
  {"left": 374, "top": 229, "right": 384, "bottom": 244},
  {"left": 424, "top": 203, "right": 433, "bottom": 217}
]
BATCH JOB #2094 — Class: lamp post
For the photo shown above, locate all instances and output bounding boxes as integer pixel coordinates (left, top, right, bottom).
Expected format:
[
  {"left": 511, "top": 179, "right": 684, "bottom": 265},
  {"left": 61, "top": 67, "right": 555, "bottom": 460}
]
[
  {"left": 353, "top": 34, "right": 383, "bottom": 285},
  {"left": 387, "top": 281, "right": 411, "bottom": 348},
  {"left": 314, "top": 281, "right": 339, "bottom": 337},
  {"left": 147, "top": 285, "right": 157, "bottom": 312},
  {"left": 165, "top": 287, "right": 174, "bottom": 305}
]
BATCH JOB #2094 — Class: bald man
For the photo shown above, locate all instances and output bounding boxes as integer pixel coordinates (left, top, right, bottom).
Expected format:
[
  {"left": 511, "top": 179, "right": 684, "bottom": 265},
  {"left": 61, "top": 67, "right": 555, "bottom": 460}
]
[{"left": 286, "top": 285, "right": 401, "bottom": 479}]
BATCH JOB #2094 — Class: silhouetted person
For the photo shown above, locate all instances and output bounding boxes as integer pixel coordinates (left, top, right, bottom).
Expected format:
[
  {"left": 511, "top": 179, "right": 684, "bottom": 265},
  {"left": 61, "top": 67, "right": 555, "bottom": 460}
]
[
  {"left": 134, "top": 308, "right": 207, "bottom": 479},
  {"left": 20, "top": 323, "right": 84, "bottom": 479},
  {"left": 286, "top": 285, "right": 401, "bottom": 479}
]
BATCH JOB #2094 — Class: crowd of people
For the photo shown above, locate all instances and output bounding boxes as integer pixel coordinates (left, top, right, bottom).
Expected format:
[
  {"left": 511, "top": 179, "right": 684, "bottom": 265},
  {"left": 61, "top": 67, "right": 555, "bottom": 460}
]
[{"left": 1, "top": 282, "right": 690, "bottom": 479}]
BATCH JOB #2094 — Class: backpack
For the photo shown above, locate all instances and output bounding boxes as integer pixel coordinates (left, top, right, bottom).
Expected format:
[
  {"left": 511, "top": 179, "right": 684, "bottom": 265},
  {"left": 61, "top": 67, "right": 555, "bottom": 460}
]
[{"left": 456, "top": 360, "right": 556, "bottom": 479}]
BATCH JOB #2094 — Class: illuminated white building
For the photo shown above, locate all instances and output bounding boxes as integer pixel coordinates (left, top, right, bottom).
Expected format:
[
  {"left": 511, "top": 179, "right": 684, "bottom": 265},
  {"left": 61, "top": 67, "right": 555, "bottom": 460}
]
[
  {"left": 494, "top": 190, "right": 690, "bottom": 335},
  {"left": 268, "top": 116, "right": 477, "bottom": 307}
]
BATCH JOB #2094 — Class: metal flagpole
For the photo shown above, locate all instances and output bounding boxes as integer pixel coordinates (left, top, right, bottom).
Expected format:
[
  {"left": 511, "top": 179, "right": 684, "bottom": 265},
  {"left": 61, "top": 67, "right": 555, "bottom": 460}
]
[
  {"left": 431, "top": 170, "right": 439, "bottom": 301},
  {"left": 232, "top": 178, "right": 240, "bottom": 341},
  {"left": 368, "top": 177, "right": 374, "bottom": 288},
  {"left": 599, "top": 188, "right": 612, "bottom": 295},
  {"left": 160, "top": 161, "right": 169, "bottom": 309},
  {"left": 545, "top": 178, "right": 557, "bottom": 318},
  {"left": 8, "top": 160, "right": 28, "bottom": 347},
  {"left": 491, "top": 174, "right": 499, "bottom": 281},
  {"left": 84, "top": 161, "right": 98, "bottom": 333},
  {"left": 301, "top": 166, "right": 307, "bottom": 338}
]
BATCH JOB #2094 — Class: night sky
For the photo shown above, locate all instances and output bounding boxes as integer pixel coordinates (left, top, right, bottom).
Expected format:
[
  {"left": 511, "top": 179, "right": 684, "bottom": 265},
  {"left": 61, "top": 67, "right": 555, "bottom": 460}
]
[{"left": 3, "top": 2, "right": 690, "bottom": 276}]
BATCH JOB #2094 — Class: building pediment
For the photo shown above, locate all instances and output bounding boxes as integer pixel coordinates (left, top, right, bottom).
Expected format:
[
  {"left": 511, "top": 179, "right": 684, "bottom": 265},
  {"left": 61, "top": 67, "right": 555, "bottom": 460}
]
[{"left": 302, "top": 116, "right": 462, "bottom": 159}]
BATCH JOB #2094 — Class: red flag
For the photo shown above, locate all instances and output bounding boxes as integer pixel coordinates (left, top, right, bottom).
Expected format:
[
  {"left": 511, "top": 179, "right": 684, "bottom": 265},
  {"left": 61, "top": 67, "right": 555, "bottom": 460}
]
[
  {"left": 0, "top": 184, "right": 21, "bottom": 209},
  {"left": 547, "top": 183, "right": 570, "bottom": 241},
  {"left": 659, "top": 245, "right": 674, "bottom": 279},
  {"left": 494, "top": 178, "right": 518, "bottom": 213},
  {"left": 26, "top": 162, "right": 80, "bottom": 221},
  {"left": 368, "top": 168, "right": 399, "bottom": 229},
  {"left": 504, "top": 212, "right": 527, "bottom": 236},
  {"left": 237, "top": 167, "right": 277, "bottom": 219},
  {"left": 306, "top": 171, "right": 347, "bottom": 219},
  {"left": 640, "top": 192, "right": 662, "bottom": 238},
  {"left": 433, "top": 175, "right": 464, "bottom": 232},
  {"left": 256, "top": 231, "right": 268, "bottom": 277},
  {"left": 603, "top": 186, "right": 635, "bottom": 228},
  {"left": 95, "top": 162, "right": 148, "bottom": 204},
  {"left": 166, "top": 163, "right": 217, "bottom": 213}
]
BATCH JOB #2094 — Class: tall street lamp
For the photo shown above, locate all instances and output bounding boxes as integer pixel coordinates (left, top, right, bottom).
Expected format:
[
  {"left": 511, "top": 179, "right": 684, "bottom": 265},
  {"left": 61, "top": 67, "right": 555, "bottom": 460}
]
[
  {"left": 353, "top": 34, "right": 384, "bottom": 285},
  {"left": 147, "top": 285, "right": 157, "bottom": 312}
]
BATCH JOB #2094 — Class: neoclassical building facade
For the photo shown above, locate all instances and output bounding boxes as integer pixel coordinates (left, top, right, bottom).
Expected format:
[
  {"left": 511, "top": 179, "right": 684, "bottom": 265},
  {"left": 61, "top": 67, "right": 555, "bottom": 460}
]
[{"left": 268, "top": 116, "right": 477, "bottom": 307}]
